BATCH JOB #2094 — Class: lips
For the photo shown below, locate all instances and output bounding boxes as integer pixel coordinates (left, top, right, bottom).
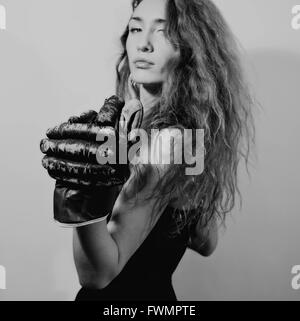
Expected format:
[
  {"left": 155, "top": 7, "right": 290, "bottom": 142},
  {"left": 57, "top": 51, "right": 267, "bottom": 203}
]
[
  {"left": 134, "top": 59, "right": 154, "bottom": 65},
  {"left": 135, "top": 62, "right": 153, "bottom": 69},
  {"left": 134, "top": 60, "right": 154, "bottom": 69}
]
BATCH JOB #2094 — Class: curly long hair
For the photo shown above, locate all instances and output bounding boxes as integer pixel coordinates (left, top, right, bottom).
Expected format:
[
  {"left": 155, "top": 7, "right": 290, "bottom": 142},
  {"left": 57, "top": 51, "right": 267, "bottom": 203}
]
[{"left": 114, "top": 0, "right": 256, "bottom": 238}]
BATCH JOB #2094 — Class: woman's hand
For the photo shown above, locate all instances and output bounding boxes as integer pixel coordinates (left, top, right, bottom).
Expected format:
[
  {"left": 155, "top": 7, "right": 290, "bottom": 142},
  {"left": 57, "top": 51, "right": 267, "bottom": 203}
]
[
  {"left": 119, "top": 74, "right": 143, "bottom": 133},
  {"left": 40, "top": 95, "right": 130, "bottom": 227},
  {"left": 128, "top": 73, "right": 141, "bottom": 100}
]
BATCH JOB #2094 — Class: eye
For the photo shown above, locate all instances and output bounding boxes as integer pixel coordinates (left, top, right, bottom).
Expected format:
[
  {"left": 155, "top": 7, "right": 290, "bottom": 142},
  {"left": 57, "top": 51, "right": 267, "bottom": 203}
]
[
  {"left": 158, "top": 29, "right": 166, "bottom": 35},
  {"left": 129, "top": 28, "right": 142, "bottom": 33}
]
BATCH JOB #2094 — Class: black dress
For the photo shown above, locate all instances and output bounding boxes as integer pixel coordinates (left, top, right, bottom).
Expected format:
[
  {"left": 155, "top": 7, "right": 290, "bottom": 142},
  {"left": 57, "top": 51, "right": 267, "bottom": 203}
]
[{"left": 74, "top": 205, "right": 190, "bottom": 301}]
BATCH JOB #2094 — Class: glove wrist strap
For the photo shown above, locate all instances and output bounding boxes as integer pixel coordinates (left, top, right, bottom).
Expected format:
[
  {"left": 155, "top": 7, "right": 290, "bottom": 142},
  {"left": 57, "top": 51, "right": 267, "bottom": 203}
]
[{"left": 53, "top": 213, "right": 110, "bottom": 228}]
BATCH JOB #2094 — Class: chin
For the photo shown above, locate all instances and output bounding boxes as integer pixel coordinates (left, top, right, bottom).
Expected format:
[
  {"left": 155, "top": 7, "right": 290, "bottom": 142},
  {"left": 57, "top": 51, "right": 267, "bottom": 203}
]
[{"left": 131, "top": 71, "right": 162, "bottom": 85}]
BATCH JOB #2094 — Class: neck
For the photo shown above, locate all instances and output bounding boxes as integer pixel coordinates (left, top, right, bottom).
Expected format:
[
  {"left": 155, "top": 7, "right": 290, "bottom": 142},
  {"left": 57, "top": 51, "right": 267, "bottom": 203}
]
[{"left": 139, "top": 82, "right": 162, "bottom": 114}]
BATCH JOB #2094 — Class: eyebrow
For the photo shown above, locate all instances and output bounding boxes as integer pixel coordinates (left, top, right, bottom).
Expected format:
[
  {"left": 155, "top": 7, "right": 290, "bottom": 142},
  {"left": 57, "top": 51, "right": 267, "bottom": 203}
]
[{"left": 129, "top": 16, "right": 166, "bottom": 24}]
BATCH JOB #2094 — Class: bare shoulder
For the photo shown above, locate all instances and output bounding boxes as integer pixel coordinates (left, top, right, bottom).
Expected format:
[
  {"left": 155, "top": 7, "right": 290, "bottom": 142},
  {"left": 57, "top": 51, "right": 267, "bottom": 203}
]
[
  {"left": 106, "top": 128, "right": 188, "bottom": 271},
  {"left": 107, "top": 133, "right": 175, "bottom": 272},
  {"left": 188, "top": 216, "right": 219, "bottom": 257},
  {"left": 151, "top": 128, "right": 194, "bottom": 211}
]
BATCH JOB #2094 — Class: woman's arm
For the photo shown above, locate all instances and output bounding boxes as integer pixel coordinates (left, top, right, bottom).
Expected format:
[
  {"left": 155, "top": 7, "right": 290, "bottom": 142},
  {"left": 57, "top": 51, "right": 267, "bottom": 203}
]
[
  {"left": 73, "top": 130, "right": 173, "bottom": 289},
  {"left": 73, "top": 216, "right": 119, "bottom": 289},
  {"left": 73, "top": 165, "right": 169, "bottom": 289},
  {"left": 187, "top": 215, "right": 218, "bottom": 257}
]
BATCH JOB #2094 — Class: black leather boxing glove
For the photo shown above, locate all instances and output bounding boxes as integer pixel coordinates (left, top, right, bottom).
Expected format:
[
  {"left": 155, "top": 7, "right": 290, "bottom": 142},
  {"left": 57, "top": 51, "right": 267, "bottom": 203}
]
[
  {"left": 53, "top": 180, "right": 123, "bottom": 226},
  {"left": 40, "top": 95, "right": 144, "bottom": 227}
]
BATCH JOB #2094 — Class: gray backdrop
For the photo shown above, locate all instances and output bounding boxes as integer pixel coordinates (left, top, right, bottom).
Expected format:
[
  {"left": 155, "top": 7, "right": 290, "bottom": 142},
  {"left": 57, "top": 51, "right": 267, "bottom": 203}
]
[{"left": 0, "top": 0, "right": 299, "bottom": 300}]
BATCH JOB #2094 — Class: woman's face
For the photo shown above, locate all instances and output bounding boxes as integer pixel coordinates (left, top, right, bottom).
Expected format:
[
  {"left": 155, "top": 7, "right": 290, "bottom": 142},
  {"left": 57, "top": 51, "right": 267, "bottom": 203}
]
[{"left": 126, "top": 0, "right": 179, "bottom": 85}]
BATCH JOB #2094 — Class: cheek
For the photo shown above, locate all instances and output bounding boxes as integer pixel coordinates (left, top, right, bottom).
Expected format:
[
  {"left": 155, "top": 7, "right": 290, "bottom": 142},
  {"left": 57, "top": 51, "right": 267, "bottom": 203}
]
[
  {"left": 159, "top": 46, "right": 179, "bottom": 70},
  {"left": 167, "top": 43, "right": 180, "bottom": 61},
  {"left": 158, "top": 38, "right": 179, "bottom": 61}
]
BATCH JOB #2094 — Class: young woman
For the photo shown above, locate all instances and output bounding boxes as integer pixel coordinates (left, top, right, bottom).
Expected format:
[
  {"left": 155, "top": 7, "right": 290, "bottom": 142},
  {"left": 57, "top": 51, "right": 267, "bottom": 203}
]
[{"left": 73, "top": 0, "right": 255, "bottom": 301}]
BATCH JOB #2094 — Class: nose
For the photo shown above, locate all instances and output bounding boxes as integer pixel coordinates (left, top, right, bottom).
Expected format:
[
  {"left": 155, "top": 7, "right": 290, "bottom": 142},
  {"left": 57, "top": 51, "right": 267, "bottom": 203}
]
[{"left": 137, "top": 30, "right": 154, "bottom": 52}]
